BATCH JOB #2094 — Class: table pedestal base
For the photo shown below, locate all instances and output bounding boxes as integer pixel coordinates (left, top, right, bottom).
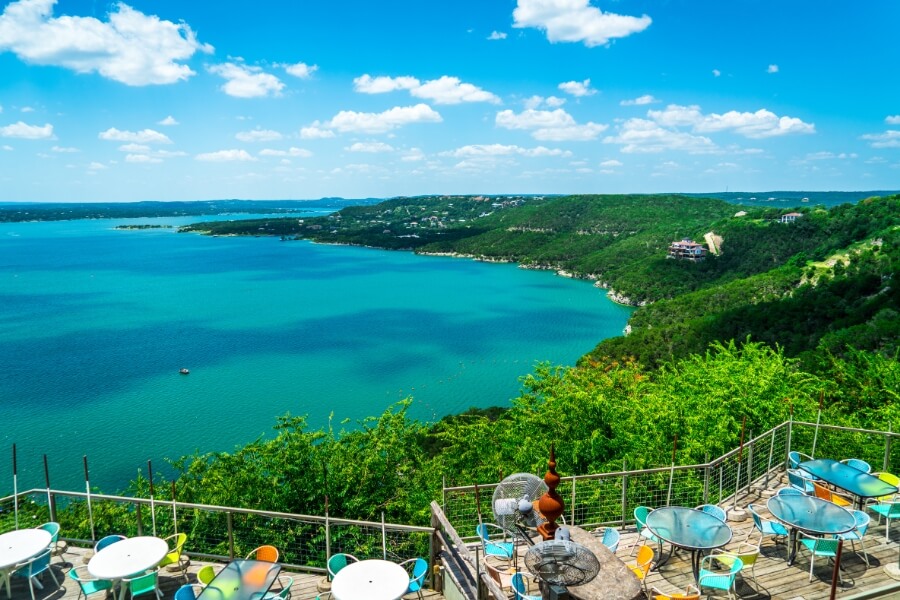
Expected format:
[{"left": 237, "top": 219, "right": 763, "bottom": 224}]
[{"left": 885, "top": 563, "right": 900, "bottom": 580}]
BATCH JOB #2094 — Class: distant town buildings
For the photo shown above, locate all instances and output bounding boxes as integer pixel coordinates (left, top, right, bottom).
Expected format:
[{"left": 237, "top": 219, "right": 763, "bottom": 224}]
[
  {"left": 668, "top": 238, "right": 707, "bottom": 261},
  {"left": 780, "top": 212, "right": 803, "bottom": 223}
]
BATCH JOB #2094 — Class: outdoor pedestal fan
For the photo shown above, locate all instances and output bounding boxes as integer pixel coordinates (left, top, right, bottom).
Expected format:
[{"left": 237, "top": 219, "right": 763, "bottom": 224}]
[
  {"left": 491, "top": 473, "right": 548, "bottom": 540},
  {"left": 525, "top": 538, "right": 600, "bottom": 600}
]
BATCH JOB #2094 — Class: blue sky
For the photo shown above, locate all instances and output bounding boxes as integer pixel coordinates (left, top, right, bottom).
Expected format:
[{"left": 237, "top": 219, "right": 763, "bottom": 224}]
[{"left": 0, "top": 0, "right": 898, "bottom": 202}]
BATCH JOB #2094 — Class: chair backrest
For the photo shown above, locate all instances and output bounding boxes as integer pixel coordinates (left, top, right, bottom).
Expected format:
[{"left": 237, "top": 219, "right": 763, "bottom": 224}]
[
  {"left": 38, "top": 522, "right": 60, "bottom": 543},
  {"left": 127, "top": 570, "right": 158, "bottom": 597},
  {"left": 777, "top": 487, "right": 804, "bottom": 496},
  {"left": 20, "top": 549, "right": 51, "bottom": 577},
  {"left": 601, "top": 527, "right": 620, "bottom": 552},
  {"left": 788, "top": 451, "right": 802, "bottom": 469},
  {"left": 746, "top": 504, "right": 764, "bottom": 531},
  {"left": 174, "top": 585, "right": 197, "bottom": 600},
  {"left": 726, "top": 556, "right": 744, "bottom": 577},
  {"left": 274, "top": 576, "right": 293, "bottom": 600},
  {"left": 812, "top": 482, "right": 833, "bottom": 502},
  {"left": 484, "top": 562, "right": 506, "bottom": 589},
  {"left": 69, "top": 566, "right": 113, "bottom": 596},
  {"left": 511, "top": 573, "right": 533, "bottom": 600},
  {"left": 787, "top": 469, "right": 813, "bottom": 491},
  {"left": 197, "top": 565, "right": 217, "bottom": 585},
  {"left": 476, "top": 523, "right": 490, "bottom": 542},
  {"left": 327, "top": 553, "right": 357, "bottom": 578},
  {"left": 95, "top": 534, "right": 126, "bottom": 552},
  {"left": 812, "top": 537, "right": 840, "bottom": 553},
  {"left": 851, "top": 509, "right": 870, "bottom": 535},
  {"left": 843, "top": 458, "right": 872, "bottom": 473},
  {"left": 696, "top": 504, "right": 726, "bottom": 521},
  {"left": 248, "top": 545, "right": 279, "bottom": 562},
  {"left": 634, "top": 506, "right": 652, "bottom": 531},
  {"left": 407, "top": 558, "right": 428, "bottom": 592},
  {"left": 634, "top": 545, "right": 654, "bottom": 579},
  {"left": 876, "top": 472, "right": 900, "bottom": 501}
]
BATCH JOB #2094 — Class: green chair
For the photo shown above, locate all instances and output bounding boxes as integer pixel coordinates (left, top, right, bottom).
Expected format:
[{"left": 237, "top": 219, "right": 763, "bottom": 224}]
[
  {"left": 94, "top": 534, "right": 126, "bottom": 552},
  {"left": 196, "top": 565, "right": 218, "bottom": 586},
  {"left": 123, "top": 569, "right": 161, "bottom": 600},
  {"left": 630, "top": 506, "right": 663, "bottom": 555},
  {"left": 37, "top": 522, "right": 62, "bottom": 562},
  {"left": 400, "top": 558, "right": 428, "bottom": 600},
  {"left": 263, "top": 576, "right": 293, "bottom": 600},
  {"left": 69, "top": 566, "right": 113, "bottom": 600},
  {"left": 315, "top": 593, "right": 332, "bottom": 600},
  {"left": 869, "top": 499, "right": 900, "bottom": 541},
  {"left": 698, "top": 555, "right": 743, "bottom": 600},
  {"left": 326, "top": 553, "right": 359, "bottom": 580},
  {"left": 13, "top": 550, "right": 60, "bottom": 600},
  {"left": 158, "top": 533, "right": 189, "bottom": 582},
  {"left": 798, "top": 533, "right": 842, "bottom": 582}
]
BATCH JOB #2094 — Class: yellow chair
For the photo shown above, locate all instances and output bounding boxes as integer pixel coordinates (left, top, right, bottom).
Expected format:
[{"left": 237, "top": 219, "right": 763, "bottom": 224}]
[
  {"left": 246, "top": 545, "right": 279, "bottom": 562},
  {"left": 158, "top": 533, "right": 189, "bottom": 582},
  {"left": 628, "top": 545, "right": 654, "bottom": 596},
  {"left": 196, "top": 565, "right": 218, "bottom": 586},
  {"left": 650, "top": 584, "right": 700, "bottom": 600},
  {"left": 873, "top": 472, "right": 900, "bottom": 502},
  {"left": 813, "top": 481, "right": 852, "bottom": 507},
  {"left": 711, "top": 537, "right": 761, "bottom": 587}
]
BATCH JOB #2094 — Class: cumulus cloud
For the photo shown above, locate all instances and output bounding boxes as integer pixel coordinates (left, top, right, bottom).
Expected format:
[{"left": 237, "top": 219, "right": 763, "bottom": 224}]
[
  {"left": 125, "top": 154, "right": 160, "bottom": 163},
  {"left": 600, "top": 159, "right": 623, "bottom": 167},
  {"left": 20, "top": 106, "right": 34, "bottom": 112},
  {"left": 488, "top": 31, "right": 507, "bottom": 40},
  {"left": 258, "top": 147, "right": 312, "bottom": 157},
  {"left": 0, "top": 121, "right": 53, "bottom": 138},
  {"left": 512, "top": 0, "right": 651, "bottom": 47},
  {"left": 558, "top": 79, "right": 597, "bottom": 97},
  {"left": 444, "top": 144, "right": 571, "bottom": 158},
  {"left": 282, "top": 61, "right": 317, "bottom": 78},
  {"left": 495, "top": 108, "right": 607, "bottom": 141},
  {"left": 235, "top": 128, "right": 283, "bottom": 142},
  {"left": 87, "top": 161, "right": 107, "bottom": 170},
  {"left": 886, "top": 115, "right": 900, "bottom": 125},
  {"left": 325, "top": 104, "right": 442, "bottom": 134},
  {"left": 712, "top": 69, "right": 721, "bottom": 77},
  {"left": 647, "top": 104, "right": 815, "bottom": 138},
  {"left": 299, "top": 124, "right": 336, "bottom": 139},
  {"left": 98, "top": 127, "right": 171, "bottom": 143},
  {"left": 208, "top": 62, "right": 284, "bottom": 98},
  {"left": 354, "top": 74, "right": 499, "bottom": 104},
  {"left": 401, "top": 148, "right": 425, "bottom": 162},
  {"left": 0, "top": 0, "right": 212, "bottom": 85},
  {"left": 861, "top": 130, "right": 900, "bottom": 148},
  {"left": 767, "top": 64, "right": 779, "bottom": 73},
  {"left": 524, "top": 95, "right": 566, "bottom": 109},
  {"left": 603, "top": 118, "right": 717, "bottom": 154},
  {"left": 620, "top": 94, "right": 658, "bottom": 106},
  {"left": 346, "top": 141, "right": 394, "bottom": 153},
  {"left": 158, "top": 115, "right": 178, "bottom": 126},
  {"left": 804, "top": 151, "right": 857, "bottom": 160},
  {"left": 51, "top": 145, "right": 78, "bottom": 152},
  {"left": 195, "top": 149, "right": 257, "bottom": 162}
]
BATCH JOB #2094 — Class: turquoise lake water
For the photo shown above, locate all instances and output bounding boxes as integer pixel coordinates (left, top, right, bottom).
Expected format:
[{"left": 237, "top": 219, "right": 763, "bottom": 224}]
[{"left": 0, "top": 214, "right": 632, "bottom": 493}]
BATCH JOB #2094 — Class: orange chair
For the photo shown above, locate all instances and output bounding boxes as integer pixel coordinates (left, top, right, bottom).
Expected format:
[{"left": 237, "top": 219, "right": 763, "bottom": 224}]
[
  {"left": 246, "top": 545, "right": 279, "bottom": 562},
  {"left": 628, "top": 545, "right": 654, "bottom": 596},
  {"left": 813, "top": 481, "right": 852, "bottom": 507}
]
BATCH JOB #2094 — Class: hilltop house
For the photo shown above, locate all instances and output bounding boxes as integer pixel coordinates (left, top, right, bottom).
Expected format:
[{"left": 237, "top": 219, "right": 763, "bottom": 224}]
[
  {"left": 668, "top": 238, "right": 707, "bottom": 261},
  {"left": 780, "top": 212, "right": 803, "bottom": 223}
]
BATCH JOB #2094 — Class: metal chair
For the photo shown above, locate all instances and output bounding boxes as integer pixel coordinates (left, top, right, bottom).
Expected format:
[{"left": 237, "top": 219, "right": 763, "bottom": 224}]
[
  {"left": 628, "top": 544, "right": 654, "bottom": 596},
  {"left": 838, "top": 509, "right": 870, "bottom": 566},
  {"left": 476, "top": 523, "right": 514, "bottom": 564},
  {"left": 777, "top": 487, "right": 805, "bottom": 497},
  {"left": 599, "top": 527, "right": 620, "bottom": 553},
  {"left": 695, "top": 504, "right": 726, "bottom": 521},
  {"left": 813, "top": 481, "right": 853, "bottom": 507},
  {"left": 400, "top": 558, "right": 427, "bottom": 600},
  {"left": 12, "top": 549, "right": 60, "bottom": 600},
  {"left": 746, "top": 504, "right": 788, "bottom": 548},
  {"left": 869, "top": 499, "right": 900, "bottom": 541},
  {"left": 798, "top": 532, "right": 842, "bottom": 582},
  {"left": 326, "top": 553, "right": 358, "bottom": 580},
  {"left": 246, "top": 545, "right": 279, "bottom": 563},
  {"left": 174, "top": 584, "right": 204, "bottom": 600},
  {"left": 159, "top": 533, "right": 189, "bottom": 582},
  {"left": 698, "top": 555, "right": 743, "bottom": 600},
  {"left": 871, "top": 472, "right": 900, "bottom": 503},
  {"left": 787, "top": 469, "right": 815, "bottom": 494},
  {"left": 122, "top": 569, "right": 162, "bottom": 600},
  {"left": 710, "top": 537, "right": 761, "bottom": 587},
  {"left": 37, "top": 522, "right": 62, "bottom": 563},
  {"left": 94, "top": 534, "right": 126, "bottom": 552},
  {"left": 263, "top": 576, "right": 293, "bottom": 600},
  {"left": 196, "top": 565, "right": 218, "bottom": 586},
  {"left": 511, "top": 572, "right": 540, "bottom": 600},
  {"left": 788, "top": 450, "right": 813, "bottom": 469},
  {"left": 842, "top": 458, "right": 872, "bottom": 473},
  {"left": 630, "top": 506, "right": 663, "bottom": 554},
  {"left": 69, "top": 566, "right": 113, "bottom": 600}
]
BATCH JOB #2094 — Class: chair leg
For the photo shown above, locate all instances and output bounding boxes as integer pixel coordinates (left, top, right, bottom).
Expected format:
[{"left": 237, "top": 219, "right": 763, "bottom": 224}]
[{"left": 859, "top": 536, "right": 869, "bottom": 567}]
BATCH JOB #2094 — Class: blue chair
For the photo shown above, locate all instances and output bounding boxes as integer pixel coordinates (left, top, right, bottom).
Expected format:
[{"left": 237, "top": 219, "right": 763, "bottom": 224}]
[
  {"left": 787, "top": 469, "right": 815, "bottom": 494},
  {"left": 838, "top": 509, "right": 870, "bottom": 566},
  {"left": 174, "top": 584, "right": 204, "bottom": 600},
  {"left": 747, "top": 504, "right": 788, "bottom": 548},
  {"left": 842, "top": 458, "right": 872, "bottom": 473},
  {"left": 69, "top": 566, "right": 112, "bottom": 600},
  {"left": 13, "top": 549, "right": 60, "bottom": 600},
  {"left": 698, "top": 555, "right": 742, "bottom": 600},
  {"left": 788, "top": 450, "right": 813, "bottom": 470},
  {"left": 630, "top": 506, "right": 663, "bottom": 555},
  {"left": 777, "top": 487, "right": 805, "bottom": 497},
  {"left": 94, "top": 534, "right": 126, "bottom": 552},
  {"left": 37, "top": 522, "right": 61, "bottom": 562},
  {"left": 326, "top": 553, "right": 358, "bottom": 580},
  {"left": 400, "top": 558, "right": 427, "bottom": 600},
  {"left": 476, "top": 523, "right": 514, "bottom": 563},
  {"left": 798, "top": 533, "right": 842, "bottom": 582},
  {"left": 869, "top": 500, "right": 900, "bottom": 541},
  {"left": 696, "top": 504, "right": 727, "bottom": 521},
  {"left": 599, "top": 527, "right": 620, "bottom": 553},
  {"left": 511, "top": 572, "right": 540, "bottom": 600}
]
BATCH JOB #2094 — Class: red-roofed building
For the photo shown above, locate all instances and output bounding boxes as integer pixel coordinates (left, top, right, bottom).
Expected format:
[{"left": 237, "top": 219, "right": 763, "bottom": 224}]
[{"left": 668, "top": 238, "right": 707, "bottom": 261}]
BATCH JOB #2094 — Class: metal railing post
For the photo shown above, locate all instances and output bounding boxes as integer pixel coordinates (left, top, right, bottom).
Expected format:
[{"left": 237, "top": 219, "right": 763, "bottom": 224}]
[
  {"left": 765, "top": 429, "right": 776, "bottom": 488},
  {"left": 620, "top": 461, "right": 628, "bottom": 528},
  {"left": 746, "top": 432, "right": 755, "bottom": 493},
  {"left": 136, "top": 501, "right": 143, "bottom": 536},
  {"left": 702, "top": 455, "right": 710, "bottom": 505},
  {"left": 885, "top": 425, "right": 893, "bottom": 473},
  {"left": 718, "top": 463, "right": 724, "bottom": 504},
  {"left": 786, "top": 417, "right": 793, "bottom": 468},
  {"left": 570, "top": 477, "right": 576, "bottom": 526},
  {"left": 226, "top": 511, "right": 234, "bottom": 559}
]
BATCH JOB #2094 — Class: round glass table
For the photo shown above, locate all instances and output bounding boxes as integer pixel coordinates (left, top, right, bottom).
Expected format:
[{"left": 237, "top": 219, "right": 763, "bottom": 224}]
[
  {"left": 645, "top": 506, "right": 733, "bottom": 581},
  {"left": 767, "top": 494, "right": 855, "bottom": 565}
]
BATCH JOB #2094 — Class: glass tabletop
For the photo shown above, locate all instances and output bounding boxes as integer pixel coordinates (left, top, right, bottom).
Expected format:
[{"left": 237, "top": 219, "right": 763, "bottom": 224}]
[
  {"left": 645, "top": 507, "right": 732, "bottom": 550},
  {"left": 766, "top": 494, "right": 855, "bottom": 535},
  {"left": 800, "top": 459, "right": 898, "bottom": 499},
  {"left": 197, "top": 560, "right": 281, "bottom": 600}
]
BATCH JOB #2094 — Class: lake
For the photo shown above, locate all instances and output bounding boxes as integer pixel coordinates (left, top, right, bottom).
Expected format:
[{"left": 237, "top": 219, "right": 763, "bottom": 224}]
[{"left": 0, "top": 214, "right": 632, "bottom": 493}]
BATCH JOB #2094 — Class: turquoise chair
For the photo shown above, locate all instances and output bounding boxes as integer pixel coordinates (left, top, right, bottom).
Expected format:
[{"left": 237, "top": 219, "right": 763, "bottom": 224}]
[
  {"left": 869, "top": 499, "right": 900, "bottom": 541},
  {"left": 788, "top": 450, "right": 813, "bottom": 469},
  {"left": 174, "top": 584, "right": 204, "bottom": 600},
  {"left": 263, "top": 576, "right": 293, "bottom": 600},
  {"left": 37, "top": 522, "right": 61, "bottom": 562},
  {"left": 13, "top": 549, "right": 60, "bottom": 600},
  {"left": 787, "top": 469, "right": 815, "bottom": 494},
  {"left": 838, "top": 509, "right": 870, "bottom": 566},
  {"left": 842, "top": 458, "right": 872, "bottom": 473},
  {"left": 476, "top": 523, "right": 514, "bottom": 563},
  {"left": 600, "top": 527, "right": 620, "bottom": 553},
  {"left": 698, "top": 555, "right": 743, "bottom": 600},
  {"left": 798, "top": 533, "right": 842, "bottom": 582},
  {"left": 326, "top": 553, "right": 359, "bottom": 580},
  {"left": 94, "top": 534, "right": 126, "bottom": 552},
  {"left": 511, "top": 572, "right": 540, "bottom": 600},
  {"left": 123, "top": 569, "right": 161, "bottom": 600},
  {"left": 400, "top": 558, "right": 428, "bottom": 600},
  {"left": 69, "top": 566, "right": 113, "bottom": 600},
  {"left": 777, "top": 487, "right": 805, "bottom": 497},
  {"left": 696, "top": 504, "right": 727, "bottom": 521},
  {"left": 747, "top": 504, "right": 788, "bottom": 548},
  {"left": 630, "top": 506, "right": 663, "bottom": 555}
]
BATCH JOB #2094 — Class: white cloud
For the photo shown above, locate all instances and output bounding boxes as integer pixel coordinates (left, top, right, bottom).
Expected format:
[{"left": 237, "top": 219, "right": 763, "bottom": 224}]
[
  {"left": 0, "top": 121, "right": 53, "bottom": 139},
  {"left": 98, "top": 127, "right": 171, "bottom": 144},
  {"left": 512, "top": 0, "right": 651, "bottom": 47},
  {"left": 259, "top": 147, "right": 312, "bottom": 157},
  {"left": 712, "top": 69, "right": 721, "bottom": 77},
  {"left": 125, "top": 154, "right": 161, "bottom": 163},
  {"left": 0, "top": 0, "right": 212, "bottom": 85},
  {"left": 208, "top": 62, "right": 284, "bottom": 98},
  {"left": 558, "top": 79, "right": 596, "bottom": 97},
  {"left": 603, "top": 118, "right": 717, "bottom": 153},
  {"left": 354, "top": 74, "right": 499, "bottom": 104},
  {"left": 118, "top": 143, "right": 150, "bottom": 152},
  {"left": 326, "top": 104, "right": 442, "bottom": 134},
  {"left": 648, "top": 104, "right": 815, "bottom": 138},
  {"left": 299, "top": 124, "right": 336, "bottom": 139},
  {"left": 524, "top": 95, "right": 566, "bottom": 109},
  {"left": 282, "top": 62, "right": 317, "bottom": 79},
  {"left": 861, "top": 130, "right": 900, "bottom": 148},
  {"left": 620, "top": 94, "right": 658, "bottom": 106},
  {"left": 346, "top": 141, "right": 394, "bottom": 153},
  {"left": 495, "top": 108, "right": 607, "bottom": 141},
  {"left": 195, "top": 149, "right": 257, "bottom": 162},
  {"left": 157, "top": 116, "right": 178, "bottom": 126},
  {"left": 804, "top": 151, "right": 857, "bottom": 160},
  {"left": 767, "top": 64, "right": 779, "bottom": 74},
  {"left": 20, "top": 106, "right": 34, "bottom": 112},
  {"left": 886, "top": 115, "right": 900, "bottom": 125},
  {"left": 1, "top": 144, "right": 12, "bottom": 150},
  {"left": 87, "top": 161, "right": 107, "bottom": 170},
  {"left": 51, "top": 145, "right": 78, "bottom": 152},
  {"left": 599, "top": 159, "right": 623, "bottom": 167},
  {"left": 488, "top": 31, "right": 507, "bottom": 40},
  {"left": 401, "top": 148, "right": 425, "bottom": 162},
  {"left": 444, "top": 144, "right": 571, "bottom": 158},
  {"left": 235, "top": 128, "right": 283, "bottom": 142}
]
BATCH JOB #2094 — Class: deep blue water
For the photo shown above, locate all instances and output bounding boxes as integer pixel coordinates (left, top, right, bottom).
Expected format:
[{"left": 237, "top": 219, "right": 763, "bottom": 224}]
[{"left": 0, "top": 215, "right": 632, "bottom": 493}]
